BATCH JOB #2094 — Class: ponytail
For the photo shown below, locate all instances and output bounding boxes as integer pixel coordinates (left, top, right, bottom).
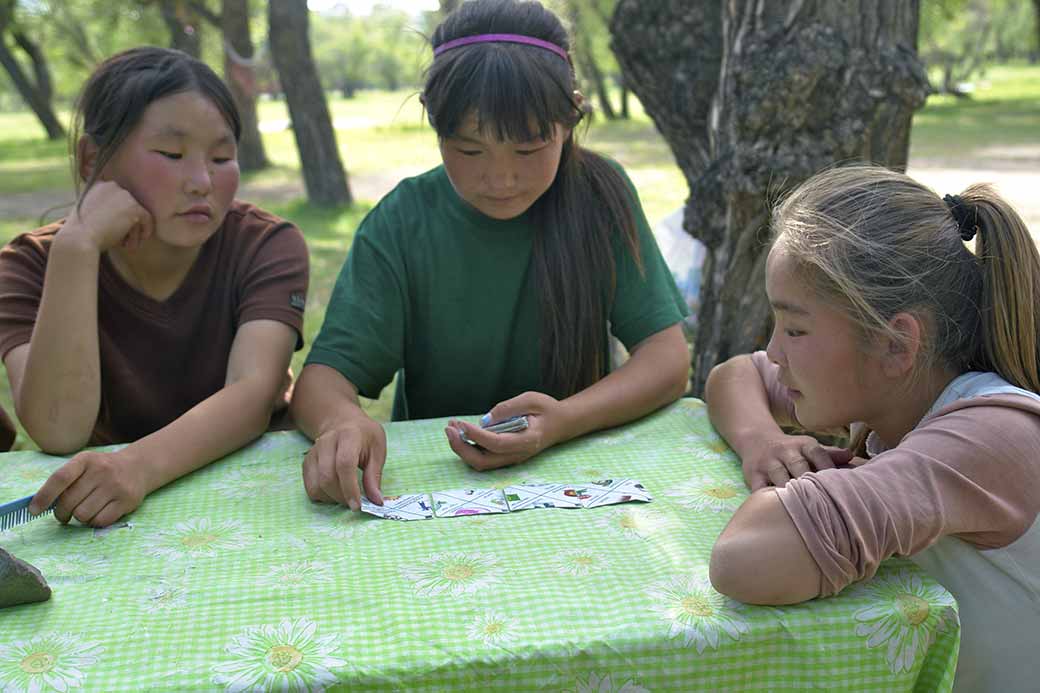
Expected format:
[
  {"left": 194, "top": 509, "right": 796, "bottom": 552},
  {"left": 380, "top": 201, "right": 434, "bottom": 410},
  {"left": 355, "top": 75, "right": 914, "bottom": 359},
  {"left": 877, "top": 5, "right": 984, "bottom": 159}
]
[{"left": 960, "top": 186, "right": 1040, "bottom": 392}]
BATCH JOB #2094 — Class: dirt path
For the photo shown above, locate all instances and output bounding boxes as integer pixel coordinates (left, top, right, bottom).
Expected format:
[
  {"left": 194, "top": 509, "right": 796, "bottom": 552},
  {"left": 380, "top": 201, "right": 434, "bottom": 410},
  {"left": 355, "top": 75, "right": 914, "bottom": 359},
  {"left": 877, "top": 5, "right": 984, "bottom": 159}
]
[{"left": 3, "top": 156, "right": 1037, "bottom": 239}]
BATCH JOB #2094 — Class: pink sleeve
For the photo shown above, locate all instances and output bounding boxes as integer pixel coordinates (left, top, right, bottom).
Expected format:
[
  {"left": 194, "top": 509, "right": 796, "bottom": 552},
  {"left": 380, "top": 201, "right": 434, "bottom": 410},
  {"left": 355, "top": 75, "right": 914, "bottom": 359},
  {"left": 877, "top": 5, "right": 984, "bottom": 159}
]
[
  {"left": 749, "top": 350, "right": 799, "bottom": 424},
  {"left": 774, "top": 400, "right": 1040, "bottom": 596}
]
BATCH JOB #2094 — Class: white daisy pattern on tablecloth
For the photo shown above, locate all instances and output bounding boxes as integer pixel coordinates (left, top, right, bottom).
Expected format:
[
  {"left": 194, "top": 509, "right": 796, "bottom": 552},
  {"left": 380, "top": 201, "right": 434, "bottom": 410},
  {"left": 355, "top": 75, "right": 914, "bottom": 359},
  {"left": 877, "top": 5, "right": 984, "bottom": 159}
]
[
  {"left": 466, "top": 609, "right": 517, "bottom": 646},
  {"left": 0, "top": 458, "right": 62, "bottom": 494},
  {"left": 594, "top": 429, "right": 638, "bottom": 447},
  {"left": 143, "top": 583, "right": 189, "bottom": 613},
  {"left": 0, "top": 632, "right": 104, "bottom": 692},
  {"left": 144, "top": 518, "right": 252, "bottom": 560},
  {"left": 567, "top": 672, "right": 650, "bottom": 693},
  {"left": 30, "top": 553, "right": 111, "bottom": 585},
  {"left": 208, "top": 467, "right": 297, "bottom": 499},
  {"left": 594, "top": 507, "right": 674, "bottom": 539},
  {"left": 308, "top": 505, "right": 376, "bottom": 542},
  {"left": 212, "top": 617, "right": 347, "bottom": 692},
  {"left": 666, "top": 477, "right": 746, "bottom": 513},
  {"left": 646, "top": 574, "right": 750, "bottom": 653},
  {"left": 850, "top": 568, "right": 958, "bottom": 673},
  {"left": 261, "top": 561, "right": 334, "bottom": 588},
  {"left": 401, "top": 551, "right": 503, "bottom": 597},
  {"left": 553, "top": 548, "right": 607, "bottom": 577}
]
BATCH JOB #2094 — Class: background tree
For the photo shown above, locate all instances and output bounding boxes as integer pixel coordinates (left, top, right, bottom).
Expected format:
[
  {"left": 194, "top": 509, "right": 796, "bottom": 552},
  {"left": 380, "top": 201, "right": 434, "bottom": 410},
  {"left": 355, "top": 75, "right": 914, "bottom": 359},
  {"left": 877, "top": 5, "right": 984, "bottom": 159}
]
[
  {"left": 612, "top": 0, "right": 931, "bottom": 394},
  {"left": 268, "top": 0, "right": 352, "bottom": 206},
  {"left": 439, "top": 0, "right": 459, "bottom": 16},
  {"left": 220, "top": 0, "right": 268, "bottom": 171},
  {"left": 0, "top": 0, "right": 64, "bottom": 139},
  {"left": 155, "top": 0, "right": 202, "bottom": 57}
]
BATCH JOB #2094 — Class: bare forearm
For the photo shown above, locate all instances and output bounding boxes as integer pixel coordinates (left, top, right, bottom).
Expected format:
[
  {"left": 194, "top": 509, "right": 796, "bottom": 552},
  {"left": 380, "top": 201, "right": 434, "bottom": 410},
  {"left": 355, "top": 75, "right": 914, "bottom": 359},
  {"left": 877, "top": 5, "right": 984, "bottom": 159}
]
[
  {"left": 705, "top": 355, "right": 786, "bottom": 460},
  {"left": 18, "top": 233, "right": 103, "bottom": 452},
  {"left": 125, "top": 377, "right": 278, "bottom": 494},
  {"left": 290, "top": 364, "right": 371, "bottom": 441},
  {"left": 710, "top": 489, "right": 823, "bottom": 604},
  {"left": 555, "top": 325, "right": 688, "bottom": 443}
]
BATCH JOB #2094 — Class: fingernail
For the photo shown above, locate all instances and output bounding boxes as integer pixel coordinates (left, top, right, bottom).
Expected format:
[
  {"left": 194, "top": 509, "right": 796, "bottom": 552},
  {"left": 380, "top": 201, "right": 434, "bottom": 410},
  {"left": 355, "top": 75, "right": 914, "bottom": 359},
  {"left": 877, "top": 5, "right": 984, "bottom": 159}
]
[
  {"left": 28, "top": 503, "right": 39, "bottom": 515},
  {"left": 480, "top": 413, "right": 492, "bottom": 427},
  {"left": 348, "top": 499, "right": 360, "bottom": 511}
]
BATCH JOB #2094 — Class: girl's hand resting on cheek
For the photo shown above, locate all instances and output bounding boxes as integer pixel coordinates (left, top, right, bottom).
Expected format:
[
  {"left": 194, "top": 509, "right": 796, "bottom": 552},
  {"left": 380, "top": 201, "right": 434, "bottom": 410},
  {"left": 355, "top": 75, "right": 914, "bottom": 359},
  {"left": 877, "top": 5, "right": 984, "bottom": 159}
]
[
  {"left": 446, "top": 391, "right": 568, "bottom": 471},
  {"left": 61, "top": 181, "right": 155, "bottom": 253}
]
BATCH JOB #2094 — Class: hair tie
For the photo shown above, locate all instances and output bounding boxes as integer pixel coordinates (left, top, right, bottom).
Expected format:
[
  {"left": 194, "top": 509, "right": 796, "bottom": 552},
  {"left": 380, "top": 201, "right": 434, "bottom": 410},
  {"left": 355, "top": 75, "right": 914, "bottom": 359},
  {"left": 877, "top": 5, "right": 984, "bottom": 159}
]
[
  {"left": 943, "top": 194, "right": 979, "bottom": 242},
  {"left": 433, "top": 33, "right": 570, "bottom": 62}
]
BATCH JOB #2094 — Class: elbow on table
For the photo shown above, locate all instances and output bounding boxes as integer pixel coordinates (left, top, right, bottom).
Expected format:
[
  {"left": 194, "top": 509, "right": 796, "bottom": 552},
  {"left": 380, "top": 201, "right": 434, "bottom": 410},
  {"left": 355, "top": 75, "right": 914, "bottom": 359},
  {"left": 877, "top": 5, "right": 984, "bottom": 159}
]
[
  {"left": 21, "top": 414, "right": 91, "bottom": 456},
  {"left": 709, "top": 532, "right": 820, "bottom": 606}
]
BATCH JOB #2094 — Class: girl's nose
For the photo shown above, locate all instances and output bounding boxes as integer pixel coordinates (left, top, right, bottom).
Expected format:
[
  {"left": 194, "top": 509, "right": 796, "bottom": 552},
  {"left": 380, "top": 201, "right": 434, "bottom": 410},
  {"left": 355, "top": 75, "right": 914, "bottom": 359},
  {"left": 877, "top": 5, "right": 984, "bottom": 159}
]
[
  {"left": 765, "top": 327, "right": 785, "bottom": 366},
  {"left": 185, "top": 159, "right": 213, "bottom": 195}
]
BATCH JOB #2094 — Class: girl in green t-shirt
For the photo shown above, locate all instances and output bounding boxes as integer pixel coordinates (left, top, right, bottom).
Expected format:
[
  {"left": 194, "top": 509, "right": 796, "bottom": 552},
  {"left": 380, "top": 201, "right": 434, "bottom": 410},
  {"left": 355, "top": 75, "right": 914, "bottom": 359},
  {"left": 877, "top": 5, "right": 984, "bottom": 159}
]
[{"left": 292, "top": 0, "right": 690, "bottom": 510}]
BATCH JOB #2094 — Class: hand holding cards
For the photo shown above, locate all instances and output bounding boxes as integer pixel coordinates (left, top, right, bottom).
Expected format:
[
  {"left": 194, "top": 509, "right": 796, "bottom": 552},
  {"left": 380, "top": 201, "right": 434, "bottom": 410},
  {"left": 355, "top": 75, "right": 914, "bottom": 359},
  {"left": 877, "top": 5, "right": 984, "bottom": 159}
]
[{"left": 459, "top": 415, "right": 529, "bottom": 447}]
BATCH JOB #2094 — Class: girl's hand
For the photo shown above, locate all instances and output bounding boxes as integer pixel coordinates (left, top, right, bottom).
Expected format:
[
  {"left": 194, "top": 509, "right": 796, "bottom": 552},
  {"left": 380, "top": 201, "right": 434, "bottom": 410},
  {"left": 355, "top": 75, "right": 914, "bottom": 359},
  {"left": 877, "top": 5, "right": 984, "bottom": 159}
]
[
  {"left": 741, "top": 434, "right": 853, "bottom": 491},
  {"left": 301, "top": 415, "right": 386, "bottom": 510},
  {"left": 446, "top": 391, "right": 567, "bottom": 471},
  {"left": 28, "top": 448, "right": 149, "bottom": 528},
  {"left": 61, "top": 181, "right": 155, "bottom": 253}
]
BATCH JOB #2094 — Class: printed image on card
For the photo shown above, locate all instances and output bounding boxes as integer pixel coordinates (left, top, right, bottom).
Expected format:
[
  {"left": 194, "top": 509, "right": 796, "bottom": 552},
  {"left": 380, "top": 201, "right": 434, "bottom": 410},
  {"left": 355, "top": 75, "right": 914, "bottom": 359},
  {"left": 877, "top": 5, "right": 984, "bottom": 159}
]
[
  {"left": 432, "top": 488, "right": 510, "bottom": 518},
  {"left": 361, "top": 494, "right": 433, "bottom": 521},
  {"left": 504, "top": 483, "right": 586, "bottom": 511},
  {"left": 582, "top": 479, "right": 653, "bottom": 508}
]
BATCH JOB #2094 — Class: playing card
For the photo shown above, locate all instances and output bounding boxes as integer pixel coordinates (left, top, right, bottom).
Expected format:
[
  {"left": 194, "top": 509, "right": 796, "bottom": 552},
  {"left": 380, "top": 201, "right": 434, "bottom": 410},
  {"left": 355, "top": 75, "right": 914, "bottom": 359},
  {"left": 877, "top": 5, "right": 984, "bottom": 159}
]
[
  {"left": 432, "top": 488, "right": 510, "bottom": 517},
  {"left": 360, "top": 494, "right": 434, "bottom": 521},
  {"left": 582, "top": 479, "right": 653, "bottom": 508},
  {"left": 503, "top": 483, "right": 586, "bottom": 511}
]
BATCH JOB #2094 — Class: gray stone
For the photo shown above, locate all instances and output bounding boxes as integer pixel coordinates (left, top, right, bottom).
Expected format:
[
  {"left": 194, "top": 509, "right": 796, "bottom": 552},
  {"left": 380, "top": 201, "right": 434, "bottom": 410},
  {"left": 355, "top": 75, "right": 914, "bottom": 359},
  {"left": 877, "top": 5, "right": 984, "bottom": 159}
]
[{"left": 0, "top": 546, "right": 51, "bottom": 608}]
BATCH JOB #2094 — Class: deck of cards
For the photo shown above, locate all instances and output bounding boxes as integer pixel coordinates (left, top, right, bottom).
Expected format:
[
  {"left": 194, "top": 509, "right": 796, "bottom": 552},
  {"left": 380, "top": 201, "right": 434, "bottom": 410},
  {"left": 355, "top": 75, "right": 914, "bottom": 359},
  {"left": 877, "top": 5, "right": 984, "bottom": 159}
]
[{"left": 360, "top": 479, "right": 652, "bottom": 521}]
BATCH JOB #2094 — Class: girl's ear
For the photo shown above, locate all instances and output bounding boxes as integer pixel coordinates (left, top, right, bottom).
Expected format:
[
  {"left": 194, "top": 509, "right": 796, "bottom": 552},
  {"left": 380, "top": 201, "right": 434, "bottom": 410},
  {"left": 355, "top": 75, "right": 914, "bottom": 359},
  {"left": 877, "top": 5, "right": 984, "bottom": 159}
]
[
  {"left": 881, "top": 312, "right": 923, "bottom": 378},
  {"left": 76, "top": 135, "right": 99, "bottom": 182}
]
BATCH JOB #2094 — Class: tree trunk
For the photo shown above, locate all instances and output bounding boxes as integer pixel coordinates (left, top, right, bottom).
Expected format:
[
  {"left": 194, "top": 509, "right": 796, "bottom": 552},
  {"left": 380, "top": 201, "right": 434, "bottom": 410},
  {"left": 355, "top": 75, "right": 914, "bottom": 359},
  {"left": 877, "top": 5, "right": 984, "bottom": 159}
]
[
  {"left": 439, "top": 0, "right": 459, "bottom": 16},
  {"left": 612, "top": 0, "right": 929, "bottom": 396},
  {"left": 222, "top": 0, "right": 268, "bottom": 172},
  {"left": 567, "top": 2, "right": 616, "bottom": 120},
  {"left": 159, "top": 0, "right": 201, "bottom": 58},
  {"left": 268, "top": 0, "right": 352, "bottom": 206},
  {"left": 1034, "top": 0, "right": 1040, "bottom": 61},
  {"left": 0, "top": 4, "right": 65, "bottom": 140},
  {"left": 618, "top": 78, "right": 629, "bottom": 119}
]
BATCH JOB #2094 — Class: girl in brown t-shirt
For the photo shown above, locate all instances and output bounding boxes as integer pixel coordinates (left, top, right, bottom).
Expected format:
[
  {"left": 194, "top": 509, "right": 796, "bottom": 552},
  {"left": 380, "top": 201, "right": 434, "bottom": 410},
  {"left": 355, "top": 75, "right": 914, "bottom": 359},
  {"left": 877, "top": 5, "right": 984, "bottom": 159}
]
[
  {"left": 705, "top": 165, "right": 1040, "bottom": 690},
  {"left": 0, "top": 48, "right": 308, "bottom": 528}
]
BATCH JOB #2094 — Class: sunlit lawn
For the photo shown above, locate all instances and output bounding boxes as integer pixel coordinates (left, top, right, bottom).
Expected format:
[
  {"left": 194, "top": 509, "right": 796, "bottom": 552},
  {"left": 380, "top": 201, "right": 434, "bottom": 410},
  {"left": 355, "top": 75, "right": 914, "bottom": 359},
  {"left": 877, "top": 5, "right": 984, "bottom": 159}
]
[{"left": 0, "top": 62, "right": 1037, "bottom": 449}]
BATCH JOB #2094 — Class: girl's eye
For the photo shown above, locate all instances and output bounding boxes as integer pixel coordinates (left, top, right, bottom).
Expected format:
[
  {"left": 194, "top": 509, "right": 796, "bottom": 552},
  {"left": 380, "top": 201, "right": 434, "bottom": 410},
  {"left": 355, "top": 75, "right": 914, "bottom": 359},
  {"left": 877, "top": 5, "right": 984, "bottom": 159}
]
[
  {"left": 213, "top": 157, "right": 232, "bottom": 164},
  {"left": 456, "top": 149, "right": 482, "bottom": 157},
  {"left": 156, "top": 151, "right": 182, "bottom": 160},
  {"left": 784, "top": 328, "right": 806, "bottom": 338},
  {"left": 516, "top": 146, "right": 546, "bottom": 156}
]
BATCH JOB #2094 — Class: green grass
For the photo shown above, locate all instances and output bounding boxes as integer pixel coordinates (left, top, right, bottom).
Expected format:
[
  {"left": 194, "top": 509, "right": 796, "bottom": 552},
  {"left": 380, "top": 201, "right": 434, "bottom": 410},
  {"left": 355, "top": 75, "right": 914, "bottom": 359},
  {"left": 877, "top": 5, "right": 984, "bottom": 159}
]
[
  {"left": 910, "top": 63, "right": 1040, "bottom": 161},
  {"left": 0, "top": 62, "right": 1037, "bottom": 449}
]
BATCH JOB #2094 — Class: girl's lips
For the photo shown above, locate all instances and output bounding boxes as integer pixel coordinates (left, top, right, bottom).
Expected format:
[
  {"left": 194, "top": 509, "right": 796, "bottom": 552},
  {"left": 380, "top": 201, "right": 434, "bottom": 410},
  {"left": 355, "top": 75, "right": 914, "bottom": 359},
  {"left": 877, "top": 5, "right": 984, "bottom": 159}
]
[{"left": 179, "top": 212, "right": 211, "bottom": 224}]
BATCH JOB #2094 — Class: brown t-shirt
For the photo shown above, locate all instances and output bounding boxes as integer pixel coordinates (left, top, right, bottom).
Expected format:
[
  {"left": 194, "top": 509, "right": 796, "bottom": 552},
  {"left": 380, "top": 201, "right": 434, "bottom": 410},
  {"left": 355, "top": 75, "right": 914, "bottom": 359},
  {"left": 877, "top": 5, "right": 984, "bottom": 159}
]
[{"left": 0, "top": 200, "right": 309, "bottom": 446}]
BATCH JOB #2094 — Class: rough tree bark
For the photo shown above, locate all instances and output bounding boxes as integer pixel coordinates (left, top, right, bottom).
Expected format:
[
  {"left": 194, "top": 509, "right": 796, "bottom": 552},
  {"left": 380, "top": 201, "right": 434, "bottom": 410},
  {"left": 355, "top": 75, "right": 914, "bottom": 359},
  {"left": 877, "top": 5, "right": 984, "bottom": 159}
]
[
  {"left": 0, "top": 1, "right": 64, "bottom": 140},
  {"left": 268, "top": 0, "right": 352, "bottom": 206},
  {"left": 612, "top": 0, "right": 930, "bottom": 395},
  {"left": 158, "top": 0, "right": 202, "bottom": 58},
  {"left": 222, "top": 0, "right": 268, "bottom": 171}
]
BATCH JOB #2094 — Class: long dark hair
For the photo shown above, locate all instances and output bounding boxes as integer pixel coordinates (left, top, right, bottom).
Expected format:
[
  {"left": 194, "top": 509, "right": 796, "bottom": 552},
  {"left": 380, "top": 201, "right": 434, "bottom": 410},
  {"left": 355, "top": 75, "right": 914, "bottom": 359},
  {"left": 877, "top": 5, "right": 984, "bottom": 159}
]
[
  {"left": 425, "top": 0, "right": 644, "bottom": 398},
  {"left": 71, "top": 47, "right": 241, "bottom": 207}
]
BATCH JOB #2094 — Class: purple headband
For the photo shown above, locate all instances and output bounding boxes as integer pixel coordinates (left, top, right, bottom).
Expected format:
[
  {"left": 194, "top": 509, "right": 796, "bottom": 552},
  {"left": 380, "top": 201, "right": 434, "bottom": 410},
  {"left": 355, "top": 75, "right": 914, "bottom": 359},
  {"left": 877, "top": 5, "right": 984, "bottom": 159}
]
[{"left": 433, "top": 33, "right": 569, "bottom": 62}]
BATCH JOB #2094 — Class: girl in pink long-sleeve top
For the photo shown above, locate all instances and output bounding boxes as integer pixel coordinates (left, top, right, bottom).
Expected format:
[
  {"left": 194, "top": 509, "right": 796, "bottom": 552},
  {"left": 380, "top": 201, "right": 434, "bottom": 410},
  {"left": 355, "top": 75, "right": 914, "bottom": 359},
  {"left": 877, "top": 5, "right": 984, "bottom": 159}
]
[{"left": 706, "top": 165, "right": 1040, "bottom": 692}]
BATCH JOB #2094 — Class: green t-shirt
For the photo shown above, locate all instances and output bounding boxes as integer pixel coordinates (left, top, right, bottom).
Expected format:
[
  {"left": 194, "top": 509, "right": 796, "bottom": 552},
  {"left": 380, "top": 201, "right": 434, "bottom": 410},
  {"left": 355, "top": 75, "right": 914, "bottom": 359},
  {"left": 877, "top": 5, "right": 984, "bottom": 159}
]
[{"left": 306, "top": 164, "right": 688, "bottom": 421}]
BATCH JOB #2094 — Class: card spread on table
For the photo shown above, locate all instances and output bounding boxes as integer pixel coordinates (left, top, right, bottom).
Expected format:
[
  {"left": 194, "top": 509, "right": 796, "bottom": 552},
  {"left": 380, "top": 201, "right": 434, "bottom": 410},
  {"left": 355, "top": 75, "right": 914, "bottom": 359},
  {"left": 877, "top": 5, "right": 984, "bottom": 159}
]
[
  {"left": 432, "top": 488, "right": 510, "bottom": 517},
  {"left": 360, "top": 494, "right": 434, "bottom": 521},
  {"left": 502, "top": 483, "right": 584, "bottom": 510},
  {"left": 361, "top": 479, "right": 651, "bottom": 521}
]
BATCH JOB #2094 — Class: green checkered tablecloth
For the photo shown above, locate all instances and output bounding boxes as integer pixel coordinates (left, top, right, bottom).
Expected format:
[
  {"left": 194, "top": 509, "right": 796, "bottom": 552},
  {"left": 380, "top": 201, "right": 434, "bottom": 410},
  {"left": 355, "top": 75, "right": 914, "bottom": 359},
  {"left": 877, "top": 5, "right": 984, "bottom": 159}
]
[{"left": 0, "top": 399, "right": 959, "bottom": 692}]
